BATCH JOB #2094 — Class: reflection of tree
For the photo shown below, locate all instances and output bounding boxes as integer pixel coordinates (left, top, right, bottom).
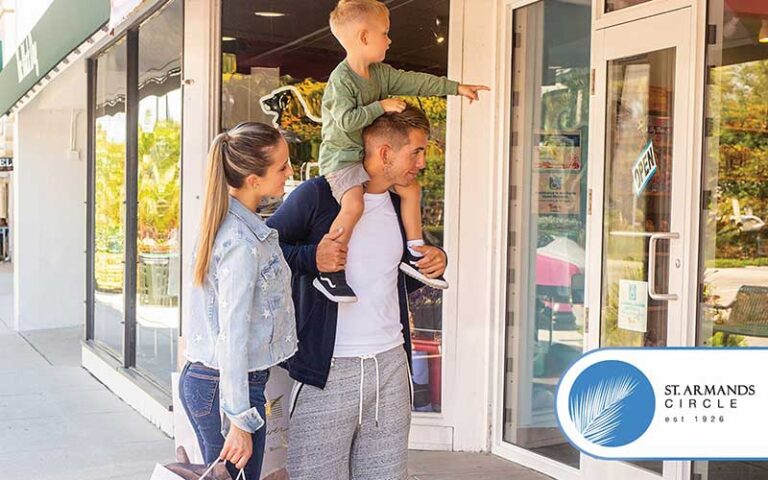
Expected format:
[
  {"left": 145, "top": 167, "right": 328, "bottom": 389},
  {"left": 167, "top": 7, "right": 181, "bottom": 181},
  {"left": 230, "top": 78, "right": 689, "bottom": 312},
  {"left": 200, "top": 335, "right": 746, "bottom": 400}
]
[
  {"left": 94, "top": 120, "right": 181, "bottom": 292},
  {"left": 138, "top": 120, "right": 181, "bottom": 253},
  {"left": 95, "top": 124, "right": 126, "bottom": 292},
  {"left": 712, "top": 61, "right": 768, "bottom": 258}
]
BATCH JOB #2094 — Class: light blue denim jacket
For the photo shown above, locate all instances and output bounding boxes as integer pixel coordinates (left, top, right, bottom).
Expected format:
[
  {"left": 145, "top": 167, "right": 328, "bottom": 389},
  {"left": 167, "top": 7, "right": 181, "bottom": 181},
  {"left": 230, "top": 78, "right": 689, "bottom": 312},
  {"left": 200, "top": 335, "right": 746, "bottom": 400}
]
[{"left": 186, "top": 196, "right": 297, "bottom": 435}]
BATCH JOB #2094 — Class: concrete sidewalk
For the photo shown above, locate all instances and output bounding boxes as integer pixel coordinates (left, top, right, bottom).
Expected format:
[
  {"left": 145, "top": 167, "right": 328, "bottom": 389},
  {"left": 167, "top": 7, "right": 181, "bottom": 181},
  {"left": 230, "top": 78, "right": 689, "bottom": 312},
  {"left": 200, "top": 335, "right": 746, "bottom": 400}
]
[{"left": 0, "top": 265, "right": 551, "bottom": 480}]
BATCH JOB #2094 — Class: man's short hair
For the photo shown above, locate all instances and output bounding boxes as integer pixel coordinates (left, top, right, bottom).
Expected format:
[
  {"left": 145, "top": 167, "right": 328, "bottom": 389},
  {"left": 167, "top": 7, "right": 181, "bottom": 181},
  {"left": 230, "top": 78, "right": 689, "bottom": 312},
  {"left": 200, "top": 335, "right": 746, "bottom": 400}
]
[
  {"left": 329, "top": 0, "right": 389, "bottom": 38},
  {"left": 363, "top": 104, "right": 431, "bottom": 149}
]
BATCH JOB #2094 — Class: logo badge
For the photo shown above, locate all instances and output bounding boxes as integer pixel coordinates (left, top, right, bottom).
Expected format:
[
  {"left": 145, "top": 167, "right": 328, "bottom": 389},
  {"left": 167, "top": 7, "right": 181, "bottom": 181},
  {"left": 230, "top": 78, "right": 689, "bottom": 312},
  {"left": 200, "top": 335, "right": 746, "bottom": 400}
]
[{"left": 568, "top": 360, "right": 655, "bottom": 447}]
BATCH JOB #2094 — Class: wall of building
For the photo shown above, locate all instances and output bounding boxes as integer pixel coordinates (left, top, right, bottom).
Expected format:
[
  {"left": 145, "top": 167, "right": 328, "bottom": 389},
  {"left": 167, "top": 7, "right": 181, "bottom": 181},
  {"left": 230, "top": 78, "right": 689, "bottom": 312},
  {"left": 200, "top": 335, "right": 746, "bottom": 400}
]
[{"left": 13, "top": 58, "right": 86, "bottom": 331}]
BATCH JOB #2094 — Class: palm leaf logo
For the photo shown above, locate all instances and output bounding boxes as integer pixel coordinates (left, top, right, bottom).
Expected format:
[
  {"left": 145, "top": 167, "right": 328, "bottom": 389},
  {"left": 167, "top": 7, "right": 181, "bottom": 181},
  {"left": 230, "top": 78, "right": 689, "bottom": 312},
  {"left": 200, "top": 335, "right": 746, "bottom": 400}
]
[{"left": 569, "top": 375, "right": 638, "bottom": 446}]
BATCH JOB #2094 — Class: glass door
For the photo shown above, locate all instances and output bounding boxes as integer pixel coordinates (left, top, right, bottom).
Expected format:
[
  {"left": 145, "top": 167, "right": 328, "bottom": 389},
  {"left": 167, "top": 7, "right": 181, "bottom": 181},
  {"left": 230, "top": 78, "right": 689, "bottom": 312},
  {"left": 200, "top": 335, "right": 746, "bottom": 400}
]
[{"left": 584, "top": 8, "right": 694, "bottom": 480}]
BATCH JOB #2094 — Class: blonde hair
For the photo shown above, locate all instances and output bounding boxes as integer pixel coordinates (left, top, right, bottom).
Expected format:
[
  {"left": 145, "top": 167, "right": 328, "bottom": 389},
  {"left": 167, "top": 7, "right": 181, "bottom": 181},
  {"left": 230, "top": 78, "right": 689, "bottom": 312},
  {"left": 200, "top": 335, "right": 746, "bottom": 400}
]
[
  {"left": 329, "top": 0, "right": 389, "bottom": 38},
  {"left": 193, "top": 122, "right": 283, "bottom": 286}
]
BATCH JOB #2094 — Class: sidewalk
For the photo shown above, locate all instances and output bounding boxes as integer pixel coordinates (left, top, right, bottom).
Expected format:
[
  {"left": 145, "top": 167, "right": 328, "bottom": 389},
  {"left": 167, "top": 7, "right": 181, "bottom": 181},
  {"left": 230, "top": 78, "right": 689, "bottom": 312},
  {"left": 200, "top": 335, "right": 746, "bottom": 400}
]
[{"left": 0, "top": 265, "right": 551, "bottom": 480}]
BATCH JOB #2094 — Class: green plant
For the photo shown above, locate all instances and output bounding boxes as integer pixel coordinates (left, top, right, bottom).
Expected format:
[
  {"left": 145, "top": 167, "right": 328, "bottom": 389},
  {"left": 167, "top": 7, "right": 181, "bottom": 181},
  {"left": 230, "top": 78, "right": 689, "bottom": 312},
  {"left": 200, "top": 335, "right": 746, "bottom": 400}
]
[{"left": 707, "top": 332, "right": 747, "bottom": 347}]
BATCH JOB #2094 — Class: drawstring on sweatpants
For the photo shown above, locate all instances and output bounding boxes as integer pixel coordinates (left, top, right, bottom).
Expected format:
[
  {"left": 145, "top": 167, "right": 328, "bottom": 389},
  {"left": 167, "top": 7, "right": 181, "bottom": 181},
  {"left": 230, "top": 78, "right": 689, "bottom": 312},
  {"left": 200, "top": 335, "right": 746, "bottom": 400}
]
[{"left": 358, "top": 354, "right": 381, "bottom": 428}]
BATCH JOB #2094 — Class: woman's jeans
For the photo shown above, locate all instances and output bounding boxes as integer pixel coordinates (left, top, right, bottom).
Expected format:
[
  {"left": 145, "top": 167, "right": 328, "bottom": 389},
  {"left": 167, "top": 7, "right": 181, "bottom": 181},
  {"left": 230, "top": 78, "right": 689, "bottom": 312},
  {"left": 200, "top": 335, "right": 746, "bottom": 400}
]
[{"left": 179, "top": 362, "right": 269, "bottom": 479}]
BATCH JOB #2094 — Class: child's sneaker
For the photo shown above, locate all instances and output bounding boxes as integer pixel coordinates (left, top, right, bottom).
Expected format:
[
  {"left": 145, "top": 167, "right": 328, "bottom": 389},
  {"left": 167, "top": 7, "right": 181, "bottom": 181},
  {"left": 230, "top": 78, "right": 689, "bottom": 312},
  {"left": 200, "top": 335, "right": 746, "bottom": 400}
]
[
  {"left": 399, "top": 252, "right": 449, "bottom": 289},
  {"left": 313, "top": 271, "right": 358, "bottom": 303}
]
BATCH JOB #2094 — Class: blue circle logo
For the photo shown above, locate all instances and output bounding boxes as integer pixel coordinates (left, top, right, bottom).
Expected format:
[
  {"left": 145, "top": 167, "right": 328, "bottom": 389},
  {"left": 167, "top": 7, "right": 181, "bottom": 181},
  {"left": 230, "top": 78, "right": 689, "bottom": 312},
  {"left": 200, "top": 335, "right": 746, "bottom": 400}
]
[{"left": 568, "top": 360, "right": 655, "bottom": 447}]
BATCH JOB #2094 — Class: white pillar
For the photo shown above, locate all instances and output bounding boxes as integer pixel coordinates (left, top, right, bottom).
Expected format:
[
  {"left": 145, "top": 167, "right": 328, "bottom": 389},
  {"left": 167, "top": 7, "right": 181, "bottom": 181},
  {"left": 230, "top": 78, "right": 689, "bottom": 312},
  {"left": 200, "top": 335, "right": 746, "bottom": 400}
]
[{"left": 13, "top": 61, "right": 87, "bottom": 331}]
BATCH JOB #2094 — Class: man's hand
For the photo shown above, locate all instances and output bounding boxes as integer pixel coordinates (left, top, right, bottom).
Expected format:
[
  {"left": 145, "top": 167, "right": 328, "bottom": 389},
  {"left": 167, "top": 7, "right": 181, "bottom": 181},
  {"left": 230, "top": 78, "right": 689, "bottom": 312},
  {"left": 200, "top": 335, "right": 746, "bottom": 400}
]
[
  {"left": 380, "top": 98, "right": 407, "bottom": 113},
  {"left": 457, "top": 84, "right": 490, "bottom": 103},
  {"left": 411, "top": 245, "right": 447, "bottom": 279},
  {"left": 316, "top": 227, "right": 348, "bottom": 273}
]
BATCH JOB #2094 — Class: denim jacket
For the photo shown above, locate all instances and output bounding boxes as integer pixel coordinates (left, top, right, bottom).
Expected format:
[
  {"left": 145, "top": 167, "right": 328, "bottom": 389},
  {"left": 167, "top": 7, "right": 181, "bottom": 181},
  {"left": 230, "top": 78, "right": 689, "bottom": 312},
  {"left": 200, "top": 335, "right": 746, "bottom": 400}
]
[{"left": 186, "top": 196, "right": 297, "bottom": 435}]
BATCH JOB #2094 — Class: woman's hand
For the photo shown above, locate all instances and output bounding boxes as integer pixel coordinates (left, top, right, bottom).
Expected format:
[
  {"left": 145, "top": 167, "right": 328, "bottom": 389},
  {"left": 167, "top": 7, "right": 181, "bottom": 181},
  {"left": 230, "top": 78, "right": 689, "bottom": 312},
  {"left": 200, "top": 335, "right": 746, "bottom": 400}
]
[{"left": 220, "top": 423, "right": 252, "bottom": 470}]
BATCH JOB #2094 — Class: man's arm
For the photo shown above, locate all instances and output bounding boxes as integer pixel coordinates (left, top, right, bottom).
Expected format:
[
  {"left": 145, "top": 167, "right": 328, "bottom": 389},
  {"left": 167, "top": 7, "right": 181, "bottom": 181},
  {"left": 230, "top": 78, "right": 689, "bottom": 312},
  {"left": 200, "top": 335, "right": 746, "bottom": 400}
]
[
  {"left": 267, "top": 182, "right": 349, "bottom": 277},
  {"left": 266, "top": 184, "right": 319, "bottom": 277}
]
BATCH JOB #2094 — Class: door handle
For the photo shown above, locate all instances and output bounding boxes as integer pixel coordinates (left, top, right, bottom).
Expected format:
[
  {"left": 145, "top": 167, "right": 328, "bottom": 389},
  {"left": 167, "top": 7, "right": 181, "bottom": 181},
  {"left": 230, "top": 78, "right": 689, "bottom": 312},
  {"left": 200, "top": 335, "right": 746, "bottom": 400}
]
[{"left": 648, "top": 232, "right": 679, "bottom": 301}]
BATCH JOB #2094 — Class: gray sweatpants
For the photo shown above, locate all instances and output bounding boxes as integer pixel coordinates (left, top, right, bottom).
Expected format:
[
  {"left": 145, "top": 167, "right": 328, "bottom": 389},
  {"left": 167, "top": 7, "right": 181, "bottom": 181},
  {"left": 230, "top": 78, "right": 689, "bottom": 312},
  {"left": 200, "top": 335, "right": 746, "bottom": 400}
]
[{"left": 287, "top": 345, "right": 412, "bottom": 480}]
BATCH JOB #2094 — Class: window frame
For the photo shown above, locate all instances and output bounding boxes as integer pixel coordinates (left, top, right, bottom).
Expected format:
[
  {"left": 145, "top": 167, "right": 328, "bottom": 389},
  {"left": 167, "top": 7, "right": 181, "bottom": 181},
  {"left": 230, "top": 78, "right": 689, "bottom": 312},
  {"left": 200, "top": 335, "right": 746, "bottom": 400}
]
[{"left": 85, "top": 0, "right": 184, "bottom": 395}]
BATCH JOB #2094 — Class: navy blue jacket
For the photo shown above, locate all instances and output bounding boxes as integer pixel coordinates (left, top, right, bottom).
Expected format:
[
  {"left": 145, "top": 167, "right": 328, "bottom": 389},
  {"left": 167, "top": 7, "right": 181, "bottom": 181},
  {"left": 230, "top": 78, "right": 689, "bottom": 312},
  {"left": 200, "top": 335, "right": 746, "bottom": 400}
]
[{"left": 266, "top": 177, "right": 422, "bottom": 389}]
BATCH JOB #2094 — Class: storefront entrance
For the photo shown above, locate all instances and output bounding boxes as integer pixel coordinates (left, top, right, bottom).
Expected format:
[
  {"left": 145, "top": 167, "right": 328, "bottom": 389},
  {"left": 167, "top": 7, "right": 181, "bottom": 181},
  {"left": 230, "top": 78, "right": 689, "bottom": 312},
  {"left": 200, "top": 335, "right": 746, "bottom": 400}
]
[
  {"left": 493, "top": 1, "right": 705, "bottom": 478},
  {"left": 583, "top": 6, "right": 697, "bottom": 480}
]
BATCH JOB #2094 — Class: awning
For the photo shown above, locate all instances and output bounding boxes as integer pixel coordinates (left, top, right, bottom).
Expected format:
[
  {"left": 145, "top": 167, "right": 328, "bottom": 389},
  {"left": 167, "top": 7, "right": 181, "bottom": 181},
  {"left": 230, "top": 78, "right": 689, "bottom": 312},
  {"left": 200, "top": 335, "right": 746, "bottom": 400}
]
[
  {"left": 0, "top": 0, "right": 110, "bottom": 118},
  {"left": 109, "top": 0, "right": 147, "bottom": 32}
]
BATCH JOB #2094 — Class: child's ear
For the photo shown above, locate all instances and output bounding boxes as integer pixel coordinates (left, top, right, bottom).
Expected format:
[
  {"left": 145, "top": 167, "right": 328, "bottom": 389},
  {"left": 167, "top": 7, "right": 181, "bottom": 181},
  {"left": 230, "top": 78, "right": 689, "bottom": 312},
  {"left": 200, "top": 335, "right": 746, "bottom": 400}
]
[{"left": 359, "top": 28, "right": 369, "bottom": 46}]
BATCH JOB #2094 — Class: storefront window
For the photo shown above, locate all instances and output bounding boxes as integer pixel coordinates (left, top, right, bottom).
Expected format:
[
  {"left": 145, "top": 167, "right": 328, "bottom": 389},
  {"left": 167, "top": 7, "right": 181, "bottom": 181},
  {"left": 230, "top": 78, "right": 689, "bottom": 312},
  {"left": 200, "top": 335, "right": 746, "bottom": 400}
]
[
  {"left": 221, "top": 0, "right": 450, "bottom": 413},
  {"left": 135, "top": 0, "right": 182, "bottom": 389},
  {"left": 89, "top": 0, "right": 182, "bottom": 392},
  {"left": 94, "top": 37, "right": 128, "bottom": 358},
  {"left": 503, "top": 0, "right": 590, "bottom": 468},
  {"left": 697, "top": 2, "right": 768, "bottom": 479}
]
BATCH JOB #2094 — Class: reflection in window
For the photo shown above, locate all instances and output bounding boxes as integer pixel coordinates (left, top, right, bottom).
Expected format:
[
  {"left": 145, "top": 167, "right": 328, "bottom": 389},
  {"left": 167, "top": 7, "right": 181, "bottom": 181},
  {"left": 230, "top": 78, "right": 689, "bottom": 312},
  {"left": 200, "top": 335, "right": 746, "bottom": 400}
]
[
  {"left": 697, "top": 2, "right": 768, "bottom": 479},
  {"left": 94, "top": 38, "right": 128, "bottom": 358},
  {"left": 605, "top": 0, "right": 652, "bottom": 13},
  {"left": 135, "top": 0, "right": 182, "bottom": 390},
  {"left": 221, "top": 0, "right": 450, "bottom": 413},
  {"left": 503, "top": 0, "right": 590, "bottom": 468}
]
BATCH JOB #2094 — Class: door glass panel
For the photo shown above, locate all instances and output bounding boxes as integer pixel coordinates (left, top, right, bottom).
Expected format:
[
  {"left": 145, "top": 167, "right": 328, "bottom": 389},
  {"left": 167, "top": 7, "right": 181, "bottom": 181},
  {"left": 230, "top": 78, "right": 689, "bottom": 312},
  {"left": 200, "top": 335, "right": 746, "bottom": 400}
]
[
  {"left": 600, "top": 48, "right": 676, "bottom": 476},
  {"left": 135, "top": 0, "right": 182, "bottom": 390},
  {"left": 94, "top": 38, "right": 128, "bottom": 358},
  {"left": 502, "top": 0, "right": 591, "bottom": 468},
  {"left": 696, "top": 1, "right": 768, "bottom": 478},
  {"left": 605, "top": 0, "right": 652, "bottom": 13}
]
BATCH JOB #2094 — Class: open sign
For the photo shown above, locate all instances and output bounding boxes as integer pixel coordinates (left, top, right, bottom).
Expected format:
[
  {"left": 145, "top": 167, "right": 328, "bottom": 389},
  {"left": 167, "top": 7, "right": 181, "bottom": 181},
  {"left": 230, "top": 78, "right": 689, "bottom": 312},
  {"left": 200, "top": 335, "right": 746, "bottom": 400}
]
[{"left": 632, "top": 141, "right": 657, "bottom": 196}]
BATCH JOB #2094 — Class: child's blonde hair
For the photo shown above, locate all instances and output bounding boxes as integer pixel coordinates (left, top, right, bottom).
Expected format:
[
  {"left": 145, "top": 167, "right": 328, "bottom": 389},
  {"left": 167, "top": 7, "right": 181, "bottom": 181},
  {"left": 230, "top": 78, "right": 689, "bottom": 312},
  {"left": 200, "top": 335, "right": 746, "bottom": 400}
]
[{"left": 329, "top": 0, "right": 389, "bottom": 38}]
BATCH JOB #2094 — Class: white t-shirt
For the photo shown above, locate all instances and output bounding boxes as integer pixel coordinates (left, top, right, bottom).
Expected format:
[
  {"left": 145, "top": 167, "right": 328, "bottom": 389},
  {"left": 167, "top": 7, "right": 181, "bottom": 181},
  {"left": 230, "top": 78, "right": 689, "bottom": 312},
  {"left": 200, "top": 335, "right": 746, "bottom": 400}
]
[{"left": 334, "top": 192, "right": 404, "bottom": 357}]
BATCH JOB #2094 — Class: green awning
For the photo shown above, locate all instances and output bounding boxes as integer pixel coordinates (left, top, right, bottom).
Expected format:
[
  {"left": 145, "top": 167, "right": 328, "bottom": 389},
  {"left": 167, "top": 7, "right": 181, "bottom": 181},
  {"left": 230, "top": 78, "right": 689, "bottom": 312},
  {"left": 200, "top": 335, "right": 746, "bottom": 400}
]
[{"left": 0, "top": 0, "right": 110, "bottom": 117}]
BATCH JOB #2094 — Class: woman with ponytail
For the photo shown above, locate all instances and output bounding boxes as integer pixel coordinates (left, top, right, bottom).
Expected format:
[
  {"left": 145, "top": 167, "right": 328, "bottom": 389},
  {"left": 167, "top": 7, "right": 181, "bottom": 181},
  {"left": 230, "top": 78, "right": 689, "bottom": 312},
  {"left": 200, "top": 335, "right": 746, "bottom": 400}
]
[{"left": 180, "top": 122, "right": 297, "bottom": 479}]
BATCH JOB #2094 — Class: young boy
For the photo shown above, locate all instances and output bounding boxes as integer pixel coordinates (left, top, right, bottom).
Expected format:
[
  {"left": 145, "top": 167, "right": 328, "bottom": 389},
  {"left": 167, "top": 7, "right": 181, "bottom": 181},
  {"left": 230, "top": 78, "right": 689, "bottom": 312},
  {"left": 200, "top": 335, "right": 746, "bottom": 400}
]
[{"left": 314, "top": 0, "right": 488, "bottom": 303}]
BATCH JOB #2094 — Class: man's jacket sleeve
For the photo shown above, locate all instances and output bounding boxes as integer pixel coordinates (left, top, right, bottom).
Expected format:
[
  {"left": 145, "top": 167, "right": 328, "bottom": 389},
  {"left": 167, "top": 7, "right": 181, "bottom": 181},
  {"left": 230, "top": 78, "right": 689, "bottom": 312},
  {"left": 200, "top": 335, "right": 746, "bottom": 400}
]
[{"left": 267, "top": 183, "right": 320, "bottom": 277}]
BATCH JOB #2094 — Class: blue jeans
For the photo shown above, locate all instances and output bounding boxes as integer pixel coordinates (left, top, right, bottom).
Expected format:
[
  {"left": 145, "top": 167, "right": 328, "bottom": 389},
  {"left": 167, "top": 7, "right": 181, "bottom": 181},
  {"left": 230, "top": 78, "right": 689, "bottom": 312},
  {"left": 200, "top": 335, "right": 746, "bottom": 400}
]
[{"left": 179, "top": 362, "right": 269, "bottom": 479}]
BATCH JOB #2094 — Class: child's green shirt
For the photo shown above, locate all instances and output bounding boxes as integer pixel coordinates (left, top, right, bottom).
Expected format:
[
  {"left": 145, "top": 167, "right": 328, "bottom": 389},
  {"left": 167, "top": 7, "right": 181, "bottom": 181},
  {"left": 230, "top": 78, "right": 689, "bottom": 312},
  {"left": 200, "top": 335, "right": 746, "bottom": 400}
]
[{"left": 319, "top": 60, "right": 458, "bottom": 175}]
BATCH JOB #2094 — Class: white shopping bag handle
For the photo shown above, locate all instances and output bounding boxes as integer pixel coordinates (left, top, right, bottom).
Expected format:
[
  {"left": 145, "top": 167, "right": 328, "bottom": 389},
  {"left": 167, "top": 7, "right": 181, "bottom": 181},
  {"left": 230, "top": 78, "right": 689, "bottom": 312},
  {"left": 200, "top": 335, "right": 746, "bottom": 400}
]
[{"left": 198, "top": 458, "right": 246, "bottom": 480}]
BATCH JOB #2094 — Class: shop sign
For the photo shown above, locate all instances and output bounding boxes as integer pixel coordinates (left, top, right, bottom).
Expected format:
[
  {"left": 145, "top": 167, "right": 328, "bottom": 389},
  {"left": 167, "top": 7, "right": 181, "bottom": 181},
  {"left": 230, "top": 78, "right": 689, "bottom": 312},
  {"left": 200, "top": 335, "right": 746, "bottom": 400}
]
[
  {"left": 618, "top": 279, "right": 648, "bottom": 332},
  {"left": 632, "top": 141, "right": 657, "bottom": 196},
  {"left": 535, "top": 132, "right": 582, "bottom": 215},
  {"left": 538, "top": 171, "right": 581, "bottom": 215},
  {"left": 15, "top": 35, "right": 39, "bottom": 84},
  {"left": 557, "top": 348, "right": 768, "bottom": 459},
  {"left": 0, "top": 157, "right": 13, "bottom": 172}
]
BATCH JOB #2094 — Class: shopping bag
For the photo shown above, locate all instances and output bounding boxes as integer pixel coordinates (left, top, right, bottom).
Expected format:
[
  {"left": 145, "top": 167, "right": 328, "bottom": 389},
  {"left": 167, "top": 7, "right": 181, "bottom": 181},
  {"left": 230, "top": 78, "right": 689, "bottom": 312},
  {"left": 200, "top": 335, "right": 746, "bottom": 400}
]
[{"left": 150, "top": 447, "right": 234, "bottom": 480}]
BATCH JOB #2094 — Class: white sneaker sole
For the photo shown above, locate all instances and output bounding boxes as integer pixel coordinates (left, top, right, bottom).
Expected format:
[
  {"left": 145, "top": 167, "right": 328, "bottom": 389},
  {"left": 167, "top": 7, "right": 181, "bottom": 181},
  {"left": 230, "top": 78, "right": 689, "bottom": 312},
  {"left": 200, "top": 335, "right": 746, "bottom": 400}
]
[
  {"left": 399, "top": 262, "right": 449, "bottom": 289},
  {"left": 312, "top": 278, "right": 358, "bottom": 303}
]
